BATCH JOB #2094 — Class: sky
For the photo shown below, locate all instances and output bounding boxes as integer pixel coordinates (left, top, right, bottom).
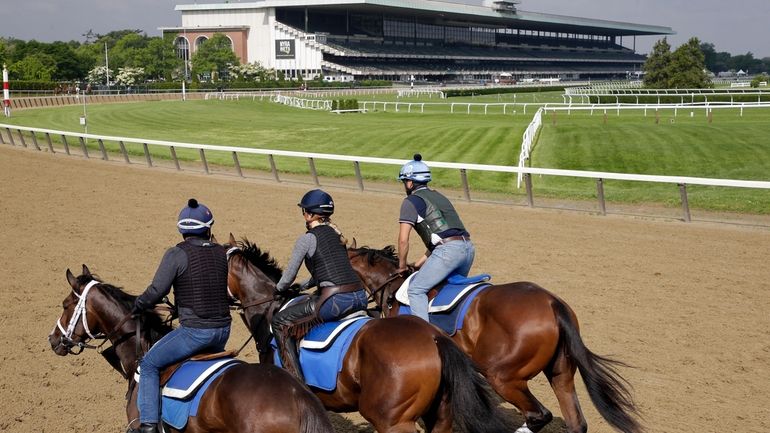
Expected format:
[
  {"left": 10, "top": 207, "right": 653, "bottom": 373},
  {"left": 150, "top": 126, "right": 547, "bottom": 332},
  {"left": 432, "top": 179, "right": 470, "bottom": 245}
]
[{"left": 1, "top": 0, "right": 768, "bottom": 57}]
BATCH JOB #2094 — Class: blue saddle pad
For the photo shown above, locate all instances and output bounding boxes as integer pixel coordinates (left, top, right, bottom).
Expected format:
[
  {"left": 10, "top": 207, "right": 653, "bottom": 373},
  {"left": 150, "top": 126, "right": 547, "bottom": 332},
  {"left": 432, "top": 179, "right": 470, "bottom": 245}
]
[
  {"left": 273, "top": 315, "right": 371, "bottom": 391},
  {"left": 400, "top": 282, "right": 491, "bottom": 335},
  {"left": 159, "top": 358, "right": 241, "bottom": 430}
]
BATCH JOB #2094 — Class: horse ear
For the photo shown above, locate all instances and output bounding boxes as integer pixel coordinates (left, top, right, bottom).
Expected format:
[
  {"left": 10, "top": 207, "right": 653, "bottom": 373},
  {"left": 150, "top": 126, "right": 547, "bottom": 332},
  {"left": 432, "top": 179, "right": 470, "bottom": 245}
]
[
  {"left": 210, "top": 232, "right": 218, "bottom": 243},
  {"left": 350, "top": 238, "right": 357, "bottom": 249},
  {"left": 66, "top": 269, "right": 78, "bottom": 290},
  {"left": 229, "top": 232, "right": 237, "bottom": 246},
  {"left": 82, "top": 264, "right": 91, "bottom": 277}
]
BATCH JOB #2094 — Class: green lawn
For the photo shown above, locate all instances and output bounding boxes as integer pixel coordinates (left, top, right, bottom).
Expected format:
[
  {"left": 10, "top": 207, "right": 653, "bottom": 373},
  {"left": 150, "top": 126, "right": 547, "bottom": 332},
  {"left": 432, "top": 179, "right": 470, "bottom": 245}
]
[
  {"left": 3, "top": 96, "right": 770, "bottom": 213},
  {"left": 1, "top": 98, "right": 529, "bottom": 192},
  {"left": 533, "top": 108, "right": 770, "bottom": 212}
]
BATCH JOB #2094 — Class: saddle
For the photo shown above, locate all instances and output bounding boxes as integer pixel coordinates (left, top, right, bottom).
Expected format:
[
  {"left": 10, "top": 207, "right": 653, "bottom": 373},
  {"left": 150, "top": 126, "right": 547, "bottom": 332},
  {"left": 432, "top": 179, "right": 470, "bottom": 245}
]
[{"left": 159, "top": 350, "right": 236, "bottom": 386}]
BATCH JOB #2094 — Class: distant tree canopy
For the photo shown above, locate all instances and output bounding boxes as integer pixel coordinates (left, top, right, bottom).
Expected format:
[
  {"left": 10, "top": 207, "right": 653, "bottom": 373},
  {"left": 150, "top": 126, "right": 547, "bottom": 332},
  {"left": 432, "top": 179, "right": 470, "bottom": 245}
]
[
  {"left": 190, "top": 34, "right": 239, "bottom": 81},
  {"left": 644, "top": 37, "right": 710, "bottom": 89},
  {"left": 700, "top": 42, "right": 769, "bottom": 74}
]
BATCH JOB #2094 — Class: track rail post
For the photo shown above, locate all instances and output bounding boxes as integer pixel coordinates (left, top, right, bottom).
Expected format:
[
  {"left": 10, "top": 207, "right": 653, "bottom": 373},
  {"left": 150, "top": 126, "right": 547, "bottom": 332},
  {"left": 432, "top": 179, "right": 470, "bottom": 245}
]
[
  {"left": 353, "top": 161, "right": 364, "bottom": 191},
  {"left": 596, "top": 178, "right": 607, "bottom": 216},
  {"left": 678, "top": 183, "right": 691, "bottom": 222},
  {"left": 200, "top": 149, "right": 209, "bottom": 174}
]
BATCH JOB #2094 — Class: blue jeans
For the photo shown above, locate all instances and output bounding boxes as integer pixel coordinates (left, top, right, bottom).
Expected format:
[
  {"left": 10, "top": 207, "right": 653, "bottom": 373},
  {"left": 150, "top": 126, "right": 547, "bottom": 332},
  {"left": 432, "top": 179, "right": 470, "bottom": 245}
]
[
  {"left": 318, "top": 289, "right": 369, "bottom": 321},
  {"left": 408, "top": 239, "right": 475, "bottom": 321},
  {"left": 137, "top": 324, "right": 230, "bottom": 424}
]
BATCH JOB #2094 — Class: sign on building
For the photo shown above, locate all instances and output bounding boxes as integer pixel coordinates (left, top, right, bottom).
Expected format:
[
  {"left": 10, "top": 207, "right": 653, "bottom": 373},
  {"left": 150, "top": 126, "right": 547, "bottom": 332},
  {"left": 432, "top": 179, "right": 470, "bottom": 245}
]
[{"left": 275, "top": 40, "right": 295, "bottom": 59}]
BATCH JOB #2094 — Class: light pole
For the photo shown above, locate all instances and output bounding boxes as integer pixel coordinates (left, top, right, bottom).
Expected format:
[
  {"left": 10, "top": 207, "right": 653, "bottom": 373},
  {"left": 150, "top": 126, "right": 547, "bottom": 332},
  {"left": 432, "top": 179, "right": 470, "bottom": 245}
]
[
  {"left": 182, "top": 28, "right": 189, "bottom": 101},
  {"left": 104, "top": 42, "right": 110, "bottom": 92}
]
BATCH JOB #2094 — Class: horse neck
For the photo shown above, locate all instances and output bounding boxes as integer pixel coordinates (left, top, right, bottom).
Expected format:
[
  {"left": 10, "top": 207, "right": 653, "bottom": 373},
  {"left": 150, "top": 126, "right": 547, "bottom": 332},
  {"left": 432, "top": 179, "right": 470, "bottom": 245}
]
[{"left": 91, "top": 288, "right": 142, "bottom": 375}]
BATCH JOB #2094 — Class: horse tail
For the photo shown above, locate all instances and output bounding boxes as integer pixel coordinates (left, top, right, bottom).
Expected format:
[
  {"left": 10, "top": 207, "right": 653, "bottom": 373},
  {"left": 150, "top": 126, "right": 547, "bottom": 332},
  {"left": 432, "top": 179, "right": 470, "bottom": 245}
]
[
  {"left": 552, "top": 300, "right": 643, "bottom": 433},
  {"left": 435, "top": 335, "right": 509, "bottom": 433},
  {"left": 297, "top": 386, "right": 335, "bottom": 433}
]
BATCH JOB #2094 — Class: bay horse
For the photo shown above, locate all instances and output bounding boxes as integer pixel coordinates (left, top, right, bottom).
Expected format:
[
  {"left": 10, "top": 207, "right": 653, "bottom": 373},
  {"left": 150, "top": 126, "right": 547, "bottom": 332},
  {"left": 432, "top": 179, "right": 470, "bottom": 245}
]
[
  {"left": 223, "top": 234, "right": 510, "bottom": 433},
  {"left": 48, "top": 265, "right": 334, "bottom": 433},
  {"left": 347, "top": 245, "right": 642, "bottom": 433}
]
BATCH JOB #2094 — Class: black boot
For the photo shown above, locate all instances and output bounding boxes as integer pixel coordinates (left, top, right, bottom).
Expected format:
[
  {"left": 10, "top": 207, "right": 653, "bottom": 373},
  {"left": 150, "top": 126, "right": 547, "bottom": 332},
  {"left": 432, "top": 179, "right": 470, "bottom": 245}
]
[{"left": 138, "top": 423, "right": 158, "bottom": 433}]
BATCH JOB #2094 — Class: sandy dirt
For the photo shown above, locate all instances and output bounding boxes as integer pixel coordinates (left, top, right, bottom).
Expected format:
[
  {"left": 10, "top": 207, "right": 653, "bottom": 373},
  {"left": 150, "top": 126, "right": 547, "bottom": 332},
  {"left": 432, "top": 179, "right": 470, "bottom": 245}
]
[{"left": 1, "top": 144, "right": 769, "bottom": 433}]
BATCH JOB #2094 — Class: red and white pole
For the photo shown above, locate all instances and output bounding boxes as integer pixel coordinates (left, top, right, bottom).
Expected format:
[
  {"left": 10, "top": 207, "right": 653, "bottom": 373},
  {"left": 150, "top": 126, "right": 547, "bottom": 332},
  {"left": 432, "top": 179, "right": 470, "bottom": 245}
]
[{"left": 2, "top": 63, "right": 10, "bottom": 117}]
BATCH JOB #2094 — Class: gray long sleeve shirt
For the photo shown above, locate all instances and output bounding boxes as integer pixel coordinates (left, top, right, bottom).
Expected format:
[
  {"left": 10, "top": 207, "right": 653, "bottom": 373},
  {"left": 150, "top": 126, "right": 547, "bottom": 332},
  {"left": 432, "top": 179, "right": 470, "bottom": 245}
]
[{"left": 276, "top": 233, "right": 316, "bottom": 292}]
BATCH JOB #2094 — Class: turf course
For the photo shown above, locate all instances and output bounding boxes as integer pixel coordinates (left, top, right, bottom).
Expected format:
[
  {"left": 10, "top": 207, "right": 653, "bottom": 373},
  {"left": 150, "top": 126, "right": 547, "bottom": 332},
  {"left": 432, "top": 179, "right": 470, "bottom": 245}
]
[{"left": 3, "top": 93, "right": 770, "bottom": 213}]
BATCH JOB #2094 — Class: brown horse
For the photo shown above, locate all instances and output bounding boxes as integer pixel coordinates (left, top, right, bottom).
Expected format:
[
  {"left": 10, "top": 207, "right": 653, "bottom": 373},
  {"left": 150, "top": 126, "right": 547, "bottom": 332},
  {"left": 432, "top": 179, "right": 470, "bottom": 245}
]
[
  {"left": 223, "top": 234, "right": 510, "bottom": 433},
  {"left": 348, "top": 245, "right": 642, "bottom": 433},
  {"left": 48, "top": 265, "right": 334, "bottom": 433}
]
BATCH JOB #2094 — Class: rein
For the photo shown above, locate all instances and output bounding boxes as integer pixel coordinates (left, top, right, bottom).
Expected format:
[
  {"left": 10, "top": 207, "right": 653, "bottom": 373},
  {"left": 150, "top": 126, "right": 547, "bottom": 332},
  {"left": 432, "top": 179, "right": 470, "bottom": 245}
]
[{"left": 366, "top": 270, "right": 407, "bottom": 314}]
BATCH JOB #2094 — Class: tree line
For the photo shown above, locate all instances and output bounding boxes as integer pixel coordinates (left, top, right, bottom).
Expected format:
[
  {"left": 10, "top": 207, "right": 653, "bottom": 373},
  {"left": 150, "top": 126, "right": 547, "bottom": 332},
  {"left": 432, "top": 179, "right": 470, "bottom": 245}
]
[{"left": 644, "top": 37, "right": 770, "bottom": 88}]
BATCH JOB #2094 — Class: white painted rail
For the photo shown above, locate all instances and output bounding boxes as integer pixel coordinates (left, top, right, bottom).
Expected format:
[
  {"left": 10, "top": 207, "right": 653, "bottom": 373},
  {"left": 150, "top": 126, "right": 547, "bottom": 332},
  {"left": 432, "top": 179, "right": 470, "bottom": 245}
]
[{"left": 2, "top": 123, "right": 769, "bottom": 222}]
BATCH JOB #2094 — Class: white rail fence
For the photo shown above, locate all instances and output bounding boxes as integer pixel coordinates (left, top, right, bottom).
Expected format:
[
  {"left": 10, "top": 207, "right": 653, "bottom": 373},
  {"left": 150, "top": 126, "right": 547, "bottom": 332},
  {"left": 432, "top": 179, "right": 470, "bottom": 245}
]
[
  {"left": 517, "top": 108, "right": 543, "bottom": 188},
  {"left": 272, "top": 94, "right": 332, "bottom": 110},
  {"left": 2, "top": 123, "right": 770, "bottom": 223}
]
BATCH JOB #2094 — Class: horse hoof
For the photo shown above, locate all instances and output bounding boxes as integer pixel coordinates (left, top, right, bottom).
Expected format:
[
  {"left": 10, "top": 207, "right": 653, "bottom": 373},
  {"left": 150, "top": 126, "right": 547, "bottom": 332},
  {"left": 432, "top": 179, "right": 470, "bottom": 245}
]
[{"left": 515, "top": 424, "right": 534, "bottom": 433}]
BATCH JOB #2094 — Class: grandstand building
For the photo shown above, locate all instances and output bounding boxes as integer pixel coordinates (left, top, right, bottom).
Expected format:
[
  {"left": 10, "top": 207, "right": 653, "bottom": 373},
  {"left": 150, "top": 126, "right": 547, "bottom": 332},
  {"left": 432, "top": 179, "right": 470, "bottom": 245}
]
[{"left": 162, "top": 0, "right": 674, "bottom": 81}]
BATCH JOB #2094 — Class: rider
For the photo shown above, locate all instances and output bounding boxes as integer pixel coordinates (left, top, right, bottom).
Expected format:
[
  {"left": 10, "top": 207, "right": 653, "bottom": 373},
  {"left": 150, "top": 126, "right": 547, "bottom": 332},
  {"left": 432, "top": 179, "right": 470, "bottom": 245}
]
[
  {"left": 397, "top": 154, "right": 475, "bottom": 322},
  {"left": 271, "top": 189, "right": 368, "bottom": 382},
  {"left": 133, "top": 199, "right": 231, "bottom": 433}
]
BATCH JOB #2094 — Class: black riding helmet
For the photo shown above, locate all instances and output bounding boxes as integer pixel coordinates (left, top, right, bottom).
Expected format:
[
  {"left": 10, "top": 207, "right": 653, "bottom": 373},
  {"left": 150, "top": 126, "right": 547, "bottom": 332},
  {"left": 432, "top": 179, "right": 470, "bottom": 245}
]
[{"left": 298, "top": 189, "right": 334, "bottom": 216}]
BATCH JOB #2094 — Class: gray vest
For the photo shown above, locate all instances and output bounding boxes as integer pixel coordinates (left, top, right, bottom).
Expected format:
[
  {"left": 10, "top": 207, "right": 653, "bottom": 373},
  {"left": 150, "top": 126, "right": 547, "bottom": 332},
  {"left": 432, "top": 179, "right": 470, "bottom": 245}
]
[
  {"left": 306, "top": 225, "right": 360, "bottom": 287},
  {"left": 412, "top": 188, "right": 466, "bottom": 248}
]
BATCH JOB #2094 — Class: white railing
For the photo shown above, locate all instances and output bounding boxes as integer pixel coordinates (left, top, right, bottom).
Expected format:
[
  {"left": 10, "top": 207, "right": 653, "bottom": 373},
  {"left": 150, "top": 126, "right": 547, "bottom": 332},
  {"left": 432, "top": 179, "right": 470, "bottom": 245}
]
[
  {"left": 272, "top": 94, "right": 332, "bottom": 110},
  {"left": 543, "top": 102, "right": 770, "bottom": 117},
  {"left": 518, "top": 108, "right": 543, "bottom": 188},
  {"left": 2, "top": 122, "right": 770, "bottom": 223}
]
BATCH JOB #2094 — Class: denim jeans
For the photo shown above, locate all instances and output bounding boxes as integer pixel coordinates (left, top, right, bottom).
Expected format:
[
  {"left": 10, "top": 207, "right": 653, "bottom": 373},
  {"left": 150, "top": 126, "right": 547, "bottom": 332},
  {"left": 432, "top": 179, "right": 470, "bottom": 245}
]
[
  {"left": 408, "top": 239, "right": 475, "bottom": 321},
  {"left": 318, "top": 289, "right": 369, "bottom": 321},
  {"left": 137, "top": 324, "right": 230, "bottom": 424}
]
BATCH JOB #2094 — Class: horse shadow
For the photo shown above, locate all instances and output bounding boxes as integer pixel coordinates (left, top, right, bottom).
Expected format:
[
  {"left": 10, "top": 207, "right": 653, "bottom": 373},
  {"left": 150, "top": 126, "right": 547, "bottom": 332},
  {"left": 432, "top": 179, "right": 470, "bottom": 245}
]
[{"left": 326, "top": 406, "right": 569, "bottom": 432}]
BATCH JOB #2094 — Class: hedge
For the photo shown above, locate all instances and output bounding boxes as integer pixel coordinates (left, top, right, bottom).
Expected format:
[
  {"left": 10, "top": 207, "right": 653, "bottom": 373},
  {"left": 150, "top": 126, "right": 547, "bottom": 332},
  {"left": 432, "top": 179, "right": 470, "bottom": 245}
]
[{"left": 444, "top": 86, "right": 566, "bottom": 98}]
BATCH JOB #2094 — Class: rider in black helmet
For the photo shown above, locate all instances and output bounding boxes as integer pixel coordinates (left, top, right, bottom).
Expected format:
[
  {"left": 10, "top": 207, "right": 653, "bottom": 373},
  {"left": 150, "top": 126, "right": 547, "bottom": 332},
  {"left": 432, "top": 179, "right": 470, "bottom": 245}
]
[
  {"left": 271, "top": 189, "right": 368, "bottom": 382},
  {"left": 133, "top": 199, "right": 231, "bottom": 433}
]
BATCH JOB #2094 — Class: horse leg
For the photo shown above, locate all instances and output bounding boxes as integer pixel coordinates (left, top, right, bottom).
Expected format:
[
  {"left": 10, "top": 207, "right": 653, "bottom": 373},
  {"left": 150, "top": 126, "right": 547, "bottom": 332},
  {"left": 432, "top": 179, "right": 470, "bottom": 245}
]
[
  {"left": 486, "top": 374, "right": 552, "bottom": 433},
  {"left": 544, "top": 353, "right": 587, "bottom": 433},
  {"left": 421, "top": 394, "right": 453, "bottom": 433}
]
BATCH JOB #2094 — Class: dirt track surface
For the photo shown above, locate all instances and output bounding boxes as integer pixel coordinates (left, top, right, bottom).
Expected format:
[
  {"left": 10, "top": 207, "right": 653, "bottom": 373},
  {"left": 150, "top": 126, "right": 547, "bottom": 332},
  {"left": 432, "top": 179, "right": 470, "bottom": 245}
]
[{"left": 1, "top": 145, "right": 769, "bottom": 433}]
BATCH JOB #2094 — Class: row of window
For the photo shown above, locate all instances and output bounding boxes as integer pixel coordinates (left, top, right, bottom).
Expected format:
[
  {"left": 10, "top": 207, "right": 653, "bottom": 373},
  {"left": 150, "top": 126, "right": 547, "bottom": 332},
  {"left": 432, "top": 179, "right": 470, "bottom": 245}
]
[{"left": 174, "top": 35, "right": 234, "bottom": 59}]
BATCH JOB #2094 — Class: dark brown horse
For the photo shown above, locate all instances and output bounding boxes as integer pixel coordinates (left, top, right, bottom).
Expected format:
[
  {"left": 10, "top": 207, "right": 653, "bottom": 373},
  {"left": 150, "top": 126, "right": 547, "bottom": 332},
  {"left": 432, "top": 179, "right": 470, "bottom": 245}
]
[
  {"left": 223, "top": 234, "right": 510, "bottom": 433},
  {"left": 348, "top": 245, "right": 642, "bottom": 433},
  {"left": 48, "top": 265, "right": 334, "bottom": 433}
]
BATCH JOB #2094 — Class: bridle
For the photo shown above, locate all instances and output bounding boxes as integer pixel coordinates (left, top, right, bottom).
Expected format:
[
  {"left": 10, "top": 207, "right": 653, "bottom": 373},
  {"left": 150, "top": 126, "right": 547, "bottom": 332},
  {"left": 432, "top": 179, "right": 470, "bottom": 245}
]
[
  {"left": 53, "top": 280, "right": 149, "bottom": 356},
  {"left": 54, "top": 280, "right": 108, "bottom": 354},
  {"left": 361, "top": 266, "right": 410, "bottom": 316}
]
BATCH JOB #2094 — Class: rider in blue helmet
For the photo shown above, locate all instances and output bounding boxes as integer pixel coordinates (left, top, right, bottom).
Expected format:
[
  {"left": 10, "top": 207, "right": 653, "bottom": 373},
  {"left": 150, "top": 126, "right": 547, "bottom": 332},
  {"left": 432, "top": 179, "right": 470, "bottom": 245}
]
[
  {"left": 132, "top": 199, "right": 231, "bottom": 433},
  {"left": 271, "top": 189, "right": 368, "bottom": 382},
  {"left": 397, "top": 154, "right": 476, "bottom": 322}
]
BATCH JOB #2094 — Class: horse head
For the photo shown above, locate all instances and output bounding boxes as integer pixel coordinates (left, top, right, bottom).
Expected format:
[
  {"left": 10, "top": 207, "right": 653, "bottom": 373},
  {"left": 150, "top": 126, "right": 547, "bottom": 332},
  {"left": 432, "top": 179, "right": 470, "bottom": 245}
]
[
  {"left": 49, "top": 264, "right": 114, "bottom": 356},
  {"left": 347, "top": 245, "right": 407, "bottom": 316},
  {"left": 222, "top": 233, "right": 283, "bottom": 358}
]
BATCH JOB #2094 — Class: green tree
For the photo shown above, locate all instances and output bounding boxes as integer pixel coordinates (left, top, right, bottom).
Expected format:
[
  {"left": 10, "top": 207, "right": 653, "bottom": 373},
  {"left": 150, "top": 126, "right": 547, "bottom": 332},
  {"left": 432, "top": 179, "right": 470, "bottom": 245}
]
[
  {"left": 668, "top": 37, "right": 709, "bottom": 88},
  {"left": 140, "top": 35, "right": 182, "bottom": 80},
  {"left": 191, "top": 34, "right": 238, "bottom": 81},
  {"left": 751, "top": 73, "right": 769, "bottom": 88},
  {"left": 10, "top": 53, "right": 57, "bottom": 80},
  {"left": 643, "top": 38, "right": 672, "bottom": 88},
  {"left": 728, "top": 52, "right": 763, "bottom": 74}
]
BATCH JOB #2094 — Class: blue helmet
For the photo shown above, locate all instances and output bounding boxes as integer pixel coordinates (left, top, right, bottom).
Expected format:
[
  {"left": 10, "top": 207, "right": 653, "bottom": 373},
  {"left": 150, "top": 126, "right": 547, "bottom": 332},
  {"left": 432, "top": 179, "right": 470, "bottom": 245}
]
[
  {"left": 298, "top": 189, "right": 334, "bottom": 215},
  {"left": 177, "top": 198, "right": 214, "bottom": 235},
  {"left": 398, "top": 154, "right": 432, "bottom": 183}
]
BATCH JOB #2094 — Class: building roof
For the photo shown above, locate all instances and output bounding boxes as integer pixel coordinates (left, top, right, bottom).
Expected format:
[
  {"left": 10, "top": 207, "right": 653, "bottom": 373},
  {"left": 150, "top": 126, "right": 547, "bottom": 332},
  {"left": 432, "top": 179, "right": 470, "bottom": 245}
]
[{"left": 176, "top": 0, "right": 674, "bottom": 36}]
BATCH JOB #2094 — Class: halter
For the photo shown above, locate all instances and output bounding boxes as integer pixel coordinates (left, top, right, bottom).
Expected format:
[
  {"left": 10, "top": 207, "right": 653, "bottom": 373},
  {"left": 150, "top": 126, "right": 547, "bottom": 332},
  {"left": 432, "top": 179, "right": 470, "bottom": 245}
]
[{"left": 55, "top": 280, "right": 105, "bottom": 354}]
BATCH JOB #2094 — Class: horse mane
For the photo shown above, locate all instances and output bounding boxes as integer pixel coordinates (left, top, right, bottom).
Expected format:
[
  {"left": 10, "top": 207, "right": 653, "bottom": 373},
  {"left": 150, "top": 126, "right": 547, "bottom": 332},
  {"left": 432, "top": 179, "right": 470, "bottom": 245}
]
[
  {"left": 78, "top": 274, "right": 173, "bottom": 343},
  {"left": 237, "top": 238, "right": 284, "bottom": 283},
  {"left": 350, "top": 245, "right": 399, "bottom": 266}
]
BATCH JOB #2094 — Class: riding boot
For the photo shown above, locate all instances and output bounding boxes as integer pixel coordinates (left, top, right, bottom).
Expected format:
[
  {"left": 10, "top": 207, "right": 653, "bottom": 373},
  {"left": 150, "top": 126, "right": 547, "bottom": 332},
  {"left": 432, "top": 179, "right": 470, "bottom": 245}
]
[{"left": 137, "top": 423, "right": 159, "bottom": 433}]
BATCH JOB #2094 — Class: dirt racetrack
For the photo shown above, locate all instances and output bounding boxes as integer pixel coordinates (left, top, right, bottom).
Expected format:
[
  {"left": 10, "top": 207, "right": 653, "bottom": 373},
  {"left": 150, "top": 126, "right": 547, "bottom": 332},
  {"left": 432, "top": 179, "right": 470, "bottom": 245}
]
[{"left": 1, "top": 144, "right": 769, "bottom": 433}]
